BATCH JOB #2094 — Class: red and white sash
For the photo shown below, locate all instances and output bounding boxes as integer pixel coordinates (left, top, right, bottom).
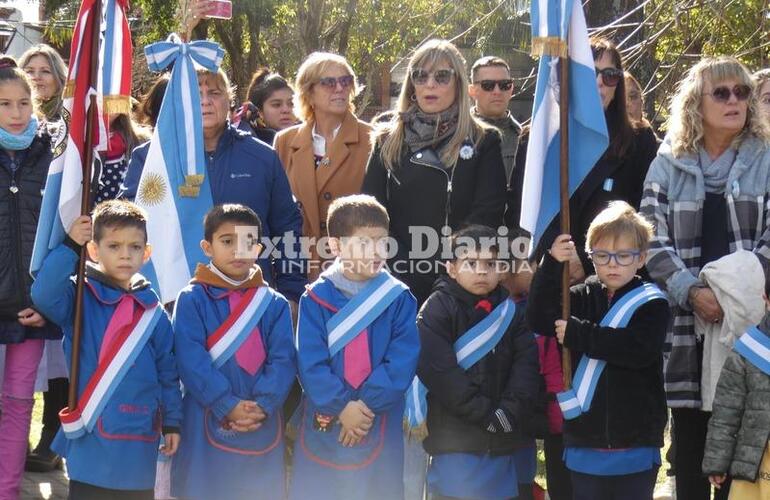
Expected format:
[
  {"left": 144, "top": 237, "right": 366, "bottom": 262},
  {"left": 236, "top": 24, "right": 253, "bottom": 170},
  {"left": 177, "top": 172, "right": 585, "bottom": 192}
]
[
  {"left": 59, "top": 306, "right": 164, "bottom": 439},
  {"left": 206, "top": 286, "right": 271, "bottom": 369}
]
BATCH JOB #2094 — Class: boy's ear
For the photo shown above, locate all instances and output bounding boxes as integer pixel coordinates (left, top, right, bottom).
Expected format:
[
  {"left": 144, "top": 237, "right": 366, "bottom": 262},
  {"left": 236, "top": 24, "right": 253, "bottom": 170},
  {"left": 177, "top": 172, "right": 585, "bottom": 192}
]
[
  {"left": 200, "top": 239, "right": 213, "bottom": 258},
  {"left": 86, "top": 240, "right": 99, "bottom": 262},
  {"left": 328, "top": 237, "right": 341, "bottom": 257},
  {"left": 446, "top": 260, "right": 458, "bottom": 279},
  {"left": 143, "top": 244, "right": 152, "bottom": 264},
  {"left": 638, "top": 250, "right": 648, "bottom": 268}
]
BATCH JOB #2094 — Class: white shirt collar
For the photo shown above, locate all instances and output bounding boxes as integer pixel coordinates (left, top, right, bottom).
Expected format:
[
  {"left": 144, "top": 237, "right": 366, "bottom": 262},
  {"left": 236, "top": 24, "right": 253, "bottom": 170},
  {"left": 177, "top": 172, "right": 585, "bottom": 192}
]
[{"left": 311, "top": 123, "right": 342, "bottom": 158}]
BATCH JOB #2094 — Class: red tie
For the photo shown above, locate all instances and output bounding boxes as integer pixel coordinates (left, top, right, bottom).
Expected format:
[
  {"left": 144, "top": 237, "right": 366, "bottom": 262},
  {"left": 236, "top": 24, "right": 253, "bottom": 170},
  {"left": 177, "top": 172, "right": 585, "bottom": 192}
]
[
  {"left": 227, "top": 291, "right": 266, "bottom": 376},
  {"left": 344, "top": 330, "right": 371, "bottom": 389},
  {"left": 99, "top": 295, "right": 137, "bottom": 364}
]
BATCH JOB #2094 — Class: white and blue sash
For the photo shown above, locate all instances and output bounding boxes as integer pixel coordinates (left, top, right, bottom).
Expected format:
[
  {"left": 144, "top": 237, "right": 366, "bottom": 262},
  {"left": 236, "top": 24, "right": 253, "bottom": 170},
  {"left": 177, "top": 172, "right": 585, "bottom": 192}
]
[
  {"left": 59, "top": 306, "right": 164, "bottom": 439},
  {"left": 406, "top": 299, "right": 517, "bottom": 427},
  {"left": 206, "top": 286, "right": 271, "bottom": 368},
  {"left": 734, "top": 326, "right": 770, "bottom": 376},
  {"left": 326, "top": 272, "right": 407, "bottom": 357},
  {"left": 557, "top": 283, "right": 666, "bottom": 420}
]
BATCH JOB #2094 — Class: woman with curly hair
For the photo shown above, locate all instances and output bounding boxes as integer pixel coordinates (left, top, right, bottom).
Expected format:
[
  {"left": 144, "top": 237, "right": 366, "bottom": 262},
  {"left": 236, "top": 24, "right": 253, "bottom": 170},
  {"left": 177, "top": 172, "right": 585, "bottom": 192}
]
[{"left": 641, "top": 56, "right": 770, "bottom": 500}]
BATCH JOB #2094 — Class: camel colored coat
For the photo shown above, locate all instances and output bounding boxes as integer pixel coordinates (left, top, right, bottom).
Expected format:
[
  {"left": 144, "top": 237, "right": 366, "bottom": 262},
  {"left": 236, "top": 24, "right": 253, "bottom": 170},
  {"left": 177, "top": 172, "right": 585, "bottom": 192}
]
[{"left": 275, "top": 112, "right": 373, "bottom": 277}]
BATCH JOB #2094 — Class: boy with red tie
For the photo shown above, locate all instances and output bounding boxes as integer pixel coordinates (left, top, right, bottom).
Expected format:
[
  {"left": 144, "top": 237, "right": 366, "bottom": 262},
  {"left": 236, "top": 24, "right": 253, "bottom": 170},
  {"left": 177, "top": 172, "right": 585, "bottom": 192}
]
[
  {"left": 170, "top": 204, "right": 296, "bottom": 499},
  {"left": 289, "top": 194, "right": 420, "bottom": 500},
  {"left": 31, "top": 200, "right": 182, "bottom": 499}
]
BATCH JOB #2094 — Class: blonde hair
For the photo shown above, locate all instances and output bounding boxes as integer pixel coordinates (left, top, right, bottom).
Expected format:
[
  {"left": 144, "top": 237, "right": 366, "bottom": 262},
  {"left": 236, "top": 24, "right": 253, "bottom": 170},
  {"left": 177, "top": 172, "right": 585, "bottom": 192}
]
[
  {"left": 195, "top": 67, "right": 234, "bottom": 104},
  {"left": 19, "top": 45, "right": 67, "bottom": 111},
  {"left": 375, "top": 39, "right": 493, "bottom": 170},
  {"left": 586, "top": 201, "right": 654, "bottom": 253},
  {"left": 667, "top": 56, "right": 770, "bottom": 157},
  {"left": 295, "top": 52, "right": 359, "bottom": 122}
]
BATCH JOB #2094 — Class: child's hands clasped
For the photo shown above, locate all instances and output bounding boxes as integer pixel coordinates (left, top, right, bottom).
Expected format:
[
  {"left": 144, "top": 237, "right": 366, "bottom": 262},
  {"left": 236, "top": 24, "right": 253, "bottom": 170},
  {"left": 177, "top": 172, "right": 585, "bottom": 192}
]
[
  {"left": 226, "top": 400, "right": 266, "bottom": 432},
  {"left": 338, "top": 400, "right": 374, "bottom": 447},
  {"left": 68, "top": 215, "right": 93, "bottom": 246},
  {"left": 708, "top": 474, "right": 726, "bottom": 489}
]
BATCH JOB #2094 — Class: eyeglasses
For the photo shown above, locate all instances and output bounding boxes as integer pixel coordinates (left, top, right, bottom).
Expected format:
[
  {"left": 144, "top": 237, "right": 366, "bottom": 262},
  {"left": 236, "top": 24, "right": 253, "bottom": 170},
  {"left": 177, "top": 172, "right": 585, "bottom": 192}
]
[
  {"left": 317, "top": 75, "right": 355, "bottom": 89},
  {"left": 596, "top": 68, "right": 623, "bottom": 87},
  {"left": 704, "top": 84, "right": 752, "bottom": 103},
  {"left": 411, "top": 68, "right": 455, "bottom": 86},
  {"left": 588, "top": 250, "right": 641, "bottom": 266},
  {"left": 476, "top": 79, "right": 514, "bottom": 92}
]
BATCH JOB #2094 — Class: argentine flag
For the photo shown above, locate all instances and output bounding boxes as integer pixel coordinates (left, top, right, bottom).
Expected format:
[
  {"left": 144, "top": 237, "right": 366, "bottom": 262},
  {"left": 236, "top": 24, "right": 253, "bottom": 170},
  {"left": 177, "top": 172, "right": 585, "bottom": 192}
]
[
  {"left": 520, "top": 0, "right": 609, "bottom": 249},
  {"left": 135, "top": 36, "right": 224, "bottom": 303}
]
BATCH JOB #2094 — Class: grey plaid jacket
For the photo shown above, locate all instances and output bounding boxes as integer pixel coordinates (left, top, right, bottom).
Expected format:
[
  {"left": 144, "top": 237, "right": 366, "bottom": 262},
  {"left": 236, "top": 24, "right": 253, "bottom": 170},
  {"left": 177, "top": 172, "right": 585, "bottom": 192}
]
[{"left": 640, "top": 135, "right": 770, "bottom": 408}]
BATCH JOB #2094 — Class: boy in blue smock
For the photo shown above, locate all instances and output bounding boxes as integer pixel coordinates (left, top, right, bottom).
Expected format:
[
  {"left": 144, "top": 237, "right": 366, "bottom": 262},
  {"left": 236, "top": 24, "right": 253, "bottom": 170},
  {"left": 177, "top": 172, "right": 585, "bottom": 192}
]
[
  {"left": 289, "top": 194, "right": 420, "bottom": 500},
  {"left": 170, "top": 204, "right": 296, "bottom": 499},
  {"left": 416, "top": 224, "right": 540, "bottom": 500},
  {"left": 31, "top": 200, "right": 182, "bottom": 500},
  {"left": 527, "top": 201, "right": 670, "bottom": 500}
]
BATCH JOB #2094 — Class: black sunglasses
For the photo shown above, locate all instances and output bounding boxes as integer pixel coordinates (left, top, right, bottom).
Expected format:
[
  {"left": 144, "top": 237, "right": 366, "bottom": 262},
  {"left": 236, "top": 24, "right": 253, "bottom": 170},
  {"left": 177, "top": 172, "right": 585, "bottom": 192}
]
[
  {"left": 411, "top": 68, "right": 455, "bottom": 86},
  {"left": 704, "top": 84, "right": 752, "bottom": 103},
  {"left": 476, "top": 79, "right": 514, "bottom": 92},
  {"left": 596, "top": 67, "right": 623, "bottom": 87},
  {"left": 317, "top": 75, "right": 354, "bottom": 89}
]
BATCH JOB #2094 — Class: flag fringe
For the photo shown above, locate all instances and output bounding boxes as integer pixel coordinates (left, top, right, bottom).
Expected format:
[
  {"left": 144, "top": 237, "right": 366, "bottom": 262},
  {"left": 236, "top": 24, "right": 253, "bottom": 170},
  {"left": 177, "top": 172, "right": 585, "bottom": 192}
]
[
  {"left": 531, "top": 36, "right": 568, "bottom": 58},
  {"left": 102, "top": 95, "right": 131, "bottom": 115}
]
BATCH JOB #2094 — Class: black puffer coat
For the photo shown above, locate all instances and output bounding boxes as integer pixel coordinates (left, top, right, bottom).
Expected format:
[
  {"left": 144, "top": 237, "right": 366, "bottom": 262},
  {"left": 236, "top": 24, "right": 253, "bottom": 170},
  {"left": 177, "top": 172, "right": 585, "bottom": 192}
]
[
  {"left": 0, "top": 131, "right": 60, "bottom": 343},
  {"left": 417, "top": 277, "right": 540, "bottom": 456},
  {"left": 527, "top": 253, "right": 670, "bottom": 449}
]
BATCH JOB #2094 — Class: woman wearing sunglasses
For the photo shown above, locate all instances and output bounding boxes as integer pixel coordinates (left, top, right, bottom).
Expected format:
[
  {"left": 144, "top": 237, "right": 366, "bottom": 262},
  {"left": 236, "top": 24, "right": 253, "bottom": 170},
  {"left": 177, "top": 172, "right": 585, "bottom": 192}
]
[
  {"left": 275, "top": 52, "right": 372, "bottom": 279},
  {"left": 363, "top": 39, "right": 507, "bottom": 306},
  {"left": 641, "top": 56, "right": 770, "bottom": 500}
]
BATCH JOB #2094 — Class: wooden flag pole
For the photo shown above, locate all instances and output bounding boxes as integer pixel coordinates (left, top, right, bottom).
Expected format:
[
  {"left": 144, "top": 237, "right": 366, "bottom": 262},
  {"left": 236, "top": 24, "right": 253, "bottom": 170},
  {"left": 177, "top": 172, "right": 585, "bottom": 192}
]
[
  {"left": 68, "top": 0, "right": 102, "bottom": 411},
  {"left": 559, "top": 52, "right": 573, "bottom": 391}
]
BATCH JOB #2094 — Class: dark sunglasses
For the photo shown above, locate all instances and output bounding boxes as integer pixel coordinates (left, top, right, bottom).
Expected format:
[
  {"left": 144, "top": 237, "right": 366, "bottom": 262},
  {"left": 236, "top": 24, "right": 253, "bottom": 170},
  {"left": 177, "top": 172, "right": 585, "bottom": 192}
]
[
  {"left": 596, "top": 67, "right": 623, "bottom": 87},
  {"left": 317, "top": 75, "right": 355, "bottom": 89},
  {"left": 411, "top": 68, "right": 455, "bottom": 86},
  {"left": 704, "top": 84, "right": 752, "bottom": 103},
  {"left": 476, "top": 79, "right": 514, "bottom": 92}
]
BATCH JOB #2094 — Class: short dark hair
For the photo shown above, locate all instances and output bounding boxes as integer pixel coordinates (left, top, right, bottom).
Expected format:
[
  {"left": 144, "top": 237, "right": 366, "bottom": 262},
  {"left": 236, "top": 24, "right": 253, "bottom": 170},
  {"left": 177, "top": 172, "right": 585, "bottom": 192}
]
[
  {"left": 450, "top": 224, "right": 499, "bottom": 259},
  {"left": 470, "top": 56, "right": 510, "bottom": 82},
  {"left": 327, "top": 194, "right": 389, "bottom": 238},
  {"left": 92, "top": 200, "right": 148, "bottom": 242},
  {"left": 246, "top": 67, "right": 293, "bottom": 110},
  {"left": 203, "top": 204, "right": 262, "bottom": 242}
]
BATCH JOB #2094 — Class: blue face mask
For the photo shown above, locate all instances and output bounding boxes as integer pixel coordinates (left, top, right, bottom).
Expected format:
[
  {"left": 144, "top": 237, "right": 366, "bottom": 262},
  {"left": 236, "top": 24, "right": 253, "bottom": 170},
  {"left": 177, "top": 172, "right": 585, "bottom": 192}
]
[{"left": 0, "top": 115, "right": 38, "bottom": 151}]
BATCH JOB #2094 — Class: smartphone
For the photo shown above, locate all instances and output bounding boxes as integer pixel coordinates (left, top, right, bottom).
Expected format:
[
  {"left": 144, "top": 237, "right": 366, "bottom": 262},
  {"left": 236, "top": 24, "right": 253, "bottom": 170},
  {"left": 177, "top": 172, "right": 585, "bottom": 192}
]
[{"left": 204, "top": 0, "right": 232, "bottom": 20}]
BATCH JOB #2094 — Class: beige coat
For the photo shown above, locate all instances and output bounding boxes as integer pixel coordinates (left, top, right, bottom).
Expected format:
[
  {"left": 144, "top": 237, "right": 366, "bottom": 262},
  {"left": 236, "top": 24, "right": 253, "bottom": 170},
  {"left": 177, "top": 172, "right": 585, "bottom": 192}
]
[{"left": 274, "top": 112, "right": 373, "bottom": 277}]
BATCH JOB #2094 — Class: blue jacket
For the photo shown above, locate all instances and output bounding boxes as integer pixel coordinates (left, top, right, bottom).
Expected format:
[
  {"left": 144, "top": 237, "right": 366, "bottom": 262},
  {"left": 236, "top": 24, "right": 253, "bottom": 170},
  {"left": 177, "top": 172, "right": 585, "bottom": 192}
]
[
  {"left": 120, "top": 124, "right": 307, "bottom": 302},
  {"left": 171, "top": 265, "right": 296, "bottom": 499},
  {"left": 31, "top": 244, "right": 182, "bottom": 490}
]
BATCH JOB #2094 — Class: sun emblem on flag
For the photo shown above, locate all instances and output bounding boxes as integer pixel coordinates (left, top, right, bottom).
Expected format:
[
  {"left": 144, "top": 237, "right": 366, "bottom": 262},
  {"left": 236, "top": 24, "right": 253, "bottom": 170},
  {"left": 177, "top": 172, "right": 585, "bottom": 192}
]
[{"left": 137, "top": 172, "right": 167, "bottom": 206}]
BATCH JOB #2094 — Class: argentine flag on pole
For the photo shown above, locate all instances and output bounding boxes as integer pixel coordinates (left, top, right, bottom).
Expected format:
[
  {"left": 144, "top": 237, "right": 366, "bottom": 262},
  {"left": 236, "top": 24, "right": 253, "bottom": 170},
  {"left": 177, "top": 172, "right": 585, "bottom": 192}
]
[
  {"left": 31, "top": 0, "right": 132, "bottom": 275},
  {"left": 135, "top": 36, "right": 224, "bottom": 303},
  {"left": 519, "top": 0, "right": 609, "bottom": 249}
]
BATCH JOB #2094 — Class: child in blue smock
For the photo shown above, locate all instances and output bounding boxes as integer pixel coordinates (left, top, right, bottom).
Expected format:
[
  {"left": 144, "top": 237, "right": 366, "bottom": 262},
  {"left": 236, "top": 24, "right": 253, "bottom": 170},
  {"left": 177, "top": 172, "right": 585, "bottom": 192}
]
[
  {"left": 416, "top": 225, "right": 540, "bottom": 500},
  {"left": 32, "top": 200, "right": 182, "bottom": 500},
  {"left": 527, "top": 201, "right": 670, "bottom": 500},
  {"left": 171, "top": 204, "right": 296, "bottom": 499},
  {"left": 289, "top": 194, "right": 420, "bottom": 500}
]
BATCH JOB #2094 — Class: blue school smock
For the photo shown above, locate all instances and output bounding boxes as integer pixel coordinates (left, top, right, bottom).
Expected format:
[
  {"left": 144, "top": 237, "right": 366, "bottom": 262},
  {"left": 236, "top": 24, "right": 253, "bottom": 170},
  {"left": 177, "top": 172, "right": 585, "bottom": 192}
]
[
  {"left": 170, "top": 271, "right": 296, "bottom": 500},
  {"left": 30, "top": 244, "right": 182, "bottom": 491},
  {"left": 289, "top": 274, "right": 420, "bottom": 500},
  {"left": 564, "top": 446, "right": 661, "bottom": 475}
]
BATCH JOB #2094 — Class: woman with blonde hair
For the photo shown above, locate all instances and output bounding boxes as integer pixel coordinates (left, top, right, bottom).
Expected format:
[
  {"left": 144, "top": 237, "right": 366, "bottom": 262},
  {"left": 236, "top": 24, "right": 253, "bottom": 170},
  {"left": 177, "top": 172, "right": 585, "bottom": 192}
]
[
  {"left": 362, "top": 39, "right": 507, "bottom": 305},
  {"left": 19, "top": 44, "right": 67, "bottom": 122},
  {"left": 274, "top": 52, "right": 372, "bottom": 279},
  {"left": 755, "top": 68, "right": 770, "bottom": 123},
  {"left": 641, "top": 56, "right": 770, "bottom": 500}
]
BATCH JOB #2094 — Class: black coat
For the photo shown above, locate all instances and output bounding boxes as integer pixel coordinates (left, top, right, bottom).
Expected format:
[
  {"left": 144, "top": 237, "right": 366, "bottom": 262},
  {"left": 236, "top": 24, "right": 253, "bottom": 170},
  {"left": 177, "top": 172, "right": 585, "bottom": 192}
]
[
  {"left": 362, "top": 131, "right": 507, "bottom": 304},
  {"left": 526, "top": 253, "right": 670, "bottom": 449},
  {"left": 0, "top": 131, "right": 60, "bottom": 343},
  {"left": 417, "top": 277, "right": 540, "bottom": 456},
  {"left": 508, "top": 126, "right": 659, "bottom": 272}
]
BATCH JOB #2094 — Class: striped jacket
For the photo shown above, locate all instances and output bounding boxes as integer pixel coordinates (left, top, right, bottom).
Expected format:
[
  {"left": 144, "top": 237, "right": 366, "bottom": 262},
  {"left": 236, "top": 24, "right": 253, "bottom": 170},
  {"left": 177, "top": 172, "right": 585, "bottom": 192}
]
[{"left": 641, "top": 135, "right": 770, "bottom": 408}]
